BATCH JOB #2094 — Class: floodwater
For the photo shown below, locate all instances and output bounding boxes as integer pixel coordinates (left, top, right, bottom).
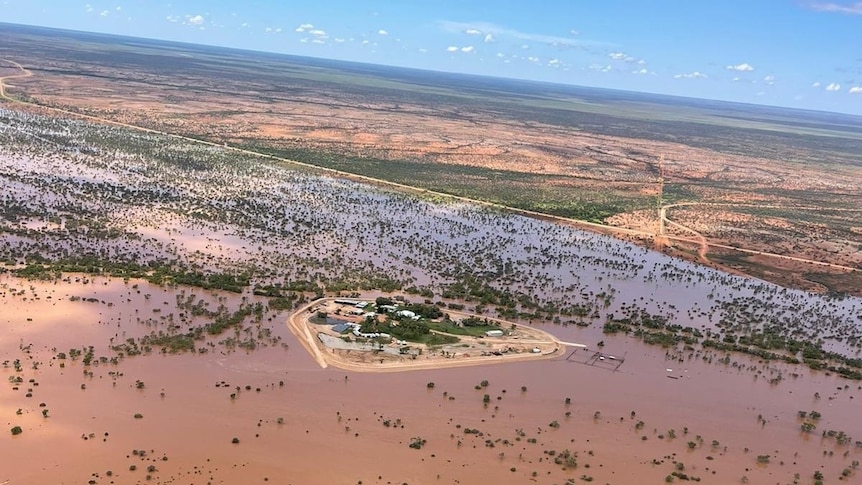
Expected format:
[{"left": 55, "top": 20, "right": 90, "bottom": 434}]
[
  {"left": 2, "top": 107, "right": 861, "bottom": 359},
  {"left": 2, "top": 107, "right": 862, "bottom": 484},
  {"left": 2, "top": 275, "right": 860, "bottom": 485}
]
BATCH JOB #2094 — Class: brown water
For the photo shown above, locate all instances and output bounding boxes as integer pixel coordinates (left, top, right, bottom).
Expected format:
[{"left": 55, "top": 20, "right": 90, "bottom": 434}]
[
  {"left": 2, "top": 275, "right": 860, "bottom": 485},
  {"left": 2, "top": 106, "right": 861, "bottom": 485}
]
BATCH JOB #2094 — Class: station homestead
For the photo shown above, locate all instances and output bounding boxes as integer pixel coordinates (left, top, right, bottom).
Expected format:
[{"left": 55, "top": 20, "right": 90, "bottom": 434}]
[{"left": 289, "top": 297, "right": 566, "bottom": 371}]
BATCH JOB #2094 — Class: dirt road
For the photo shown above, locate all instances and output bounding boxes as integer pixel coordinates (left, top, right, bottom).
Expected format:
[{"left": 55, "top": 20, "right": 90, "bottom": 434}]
[{"left": 661, "top": 202, "right": 860, "bottom": 271}]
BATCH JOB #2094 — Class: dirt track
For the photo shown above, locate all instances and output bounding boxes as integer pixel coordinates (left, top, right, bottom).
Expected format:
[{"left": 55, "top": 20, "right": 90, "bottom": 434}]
[{"left": 661, "top": 202, "right": 861, "bottom": 272}]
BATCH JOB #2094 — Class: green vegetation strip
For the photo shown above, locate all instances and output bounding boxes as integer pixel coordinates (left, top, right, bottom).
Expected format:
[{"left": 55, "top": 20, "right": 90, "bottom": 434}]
[{"left": 244, "top": 145, "right": 652, "bottom": 223}]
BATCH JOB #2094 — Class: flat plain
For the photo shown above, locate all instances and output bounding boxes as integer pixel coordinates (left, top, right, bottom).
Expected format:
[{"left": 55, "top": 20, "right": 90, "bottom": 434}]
[
  {"left": 2, "top": 23, "right": 861, "bottom": 296},
  {"left": 1, "top": 23, "right": 861, "bottom": 485}
]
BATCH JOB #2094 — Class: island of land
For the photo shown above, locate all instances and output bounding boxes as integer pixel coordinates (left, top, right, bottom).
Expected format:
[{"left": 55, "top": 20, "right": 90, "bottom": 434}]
[{"left": 288, "top": 297, "right": 575, "bottom": 372}]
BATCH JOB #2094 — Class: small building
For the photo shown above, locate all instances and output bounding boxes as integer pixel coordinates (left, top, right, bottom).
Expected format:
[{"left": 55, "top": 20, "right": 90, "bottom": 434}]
[
  {"left": 355, "top": 301, "right": 369, "bottom": 309},
  {"left": 396, "top": 310, "right": 419, "bottom": 320},
  {"left": 485, "top": 330, "right": 504, "bottom": 337}
]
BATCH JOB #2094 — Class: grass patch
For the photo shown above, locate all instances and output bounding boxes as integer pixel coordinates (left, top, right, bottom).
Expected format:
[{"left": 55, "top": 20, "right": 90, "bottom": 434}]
[{"left": 427, "top": 321, "right": 501, "bottom": 337}]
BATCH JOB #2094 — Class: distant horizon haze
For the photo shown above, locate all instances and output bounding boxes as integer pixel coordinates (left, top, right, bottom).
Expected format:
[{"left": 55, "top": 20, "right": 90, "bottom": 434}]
[{"left": 0, "top": 0, "right": 860, "bottom": 116}]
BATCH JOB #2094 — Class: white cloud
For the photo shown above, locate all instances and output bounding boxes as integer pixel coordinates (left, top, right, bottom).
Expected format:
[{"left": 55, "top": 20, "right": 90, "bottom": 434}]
[
  {"left": 378, "top": 29, "right": 388, "bottom": 35},
  {"left": 811, "top": 81, "right": 821, "bottom": 88},
  {"left": 807, "top": 2, "right": 862, "bottom": 14},
  {"left": 85, "top": 4, "right": 93, "bottom": 12},
  {"left": 764, "top": 75, "right": 776, "bottom": 85},
  {"left": 674, "top": 71, "right": 708, "bottom": 79},
  {"left": 732, "top": 77, "right": 740, "bottom": 82},
  {"left": 849, "top": 86, "right": 862, "bottom": 93},
  {"left": 418, "top": 48, "right": 428, "bottom": 53},
  {"left": 549, "top": 58, "right": 562, "bottom": 67},
  {"left": 100, "top": 10, "right": 109, "bottom": 17},
  {"left": 527, "top": 56, "right": 539, "bottom": 63},
  {"left": 465, "top": 28, "right": 482, "bottom": 35},
  {"left": 569, "top": 29, "right": 580, "bottom": 36},
  {"left": 312, "top": 39, "right": 325, "bottom": 44},
  {"left": 295, "top": 23, "right": 314, "bottom": 32},
  {"left": 446, "top": 46, "right": 459, "bottom": 52},
  {"left": 726, "top": 63, "right": 754, "bottom": 72},
  {"left": 265, "top": 27, "right": 272, "bottom": 33},
  {"left": 187, "top": 15, "right": 204, "bottom": 25},
  {"left": 496, "top": 52, "right": 505, "bottom": 58},
  {"left": 438, "top": 20, "right": 612, "bottom": 48},
  {"left": 609, "top": 52, "right": 638, "bottom": 63},
  {"left": 334, "top": 38, "right": 346, "bottom": 43},
  {"left": 589, "top": 63, "right": 611, "bottom": 72},
  {"left": 166, "top": 15, "right": 180, "bottom": 23},
  {"left": 309, "top": 29, "right": 327, "bottom": 36},
  {"left": 461, "top": 46, "right": 474, "bottom": 53},
  {"left": 632, "top": 68, "right": 649, "bottom": 75},
  {"left": 826, "top": 82, "right": 841, "bottom": 91},
  {"left": 484, "top": 33, "right": 495, "bottom": 43}
]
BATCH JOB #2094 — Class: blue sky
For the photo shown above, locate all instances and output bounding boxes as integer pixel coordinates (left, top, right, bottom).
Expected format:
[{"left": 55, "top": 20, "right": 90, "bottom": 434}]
[{"left": 2, "top": 0, "right": 862, "bottom": 115}]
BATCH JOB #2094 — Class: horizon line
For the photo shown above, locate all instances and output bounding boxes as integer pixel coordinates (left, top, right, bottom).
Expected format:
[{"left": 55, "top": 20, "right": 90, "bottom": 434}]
[{"left": 2, "top": 20, "right": 862, "bottom": 120}]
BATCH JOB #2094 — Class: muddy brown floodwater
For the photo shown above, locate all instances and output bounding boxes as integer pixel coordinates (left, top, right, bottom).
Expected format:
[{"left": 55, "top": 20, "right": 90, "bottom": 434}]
[{"left": 1, "top": 274, "right": 861, "bottom": 485}]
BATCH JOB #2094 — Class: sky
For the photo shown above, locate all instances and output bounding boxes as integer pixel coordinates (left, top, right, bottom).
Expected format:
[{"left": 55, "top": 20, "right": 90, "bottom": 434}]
[{"left": 2, "top": 0, "right": 862, "bottom": 115}]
